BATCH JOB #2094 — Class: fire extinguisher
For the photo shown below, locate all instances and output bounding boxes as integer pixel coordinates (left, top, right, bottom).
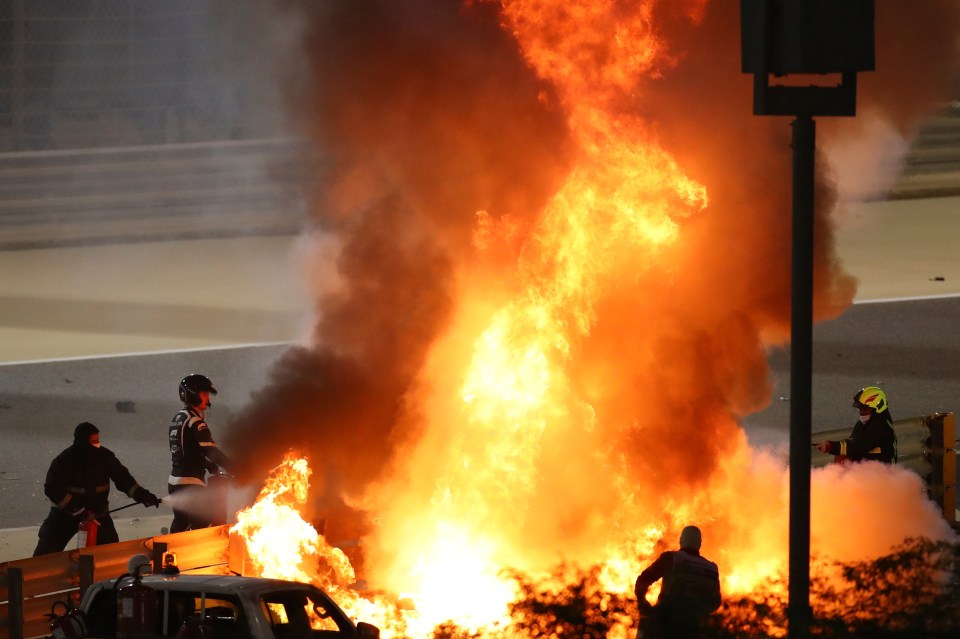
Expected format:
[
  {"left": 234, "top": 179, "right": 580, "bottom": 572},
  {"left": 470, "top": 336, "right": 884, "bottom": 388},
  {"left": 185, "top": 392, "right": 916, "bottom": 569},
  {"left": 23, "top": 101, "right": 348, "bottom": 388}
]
[
  {"left": 115, "top": 562, "right": 157, "bottom": 638},
  {"left": 77, "top": 513, "right": 99, "bottom": 549},
  {"left": 78, "top": 501, "right": 140, "bottom": 549}
]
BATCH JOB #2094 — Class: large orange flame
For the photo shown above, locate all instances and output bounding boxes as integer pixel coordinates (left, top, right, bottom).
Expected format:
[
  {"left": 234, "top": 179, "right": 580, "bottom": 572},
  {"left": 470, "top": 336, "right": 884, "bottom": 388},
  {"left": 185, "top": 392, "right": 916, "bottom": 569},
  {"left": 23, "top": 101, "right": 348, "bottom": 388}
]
[{"left": 230, "top": 1, "right": 959, "bottom": 637}]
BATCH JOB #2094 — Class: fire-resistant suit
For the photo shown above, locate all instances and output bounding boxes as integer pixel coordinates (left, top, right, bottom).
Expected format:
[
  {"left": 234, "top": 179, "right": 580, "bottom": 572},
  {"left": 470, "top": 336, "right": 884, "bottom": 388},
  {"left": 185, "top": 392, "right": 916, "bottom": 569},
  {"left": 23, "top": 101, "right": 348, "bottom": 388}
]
[
  {"left": 167, "top": 405, "right": 233, "bottom": 533},
  {"left": 635, "top": 545, "right": 721, "bottom": 639},
  {"left": 34, "top": 422, "right": 160, "bottom": 556},
  {"left": 821, "top": 411, "right": 897, "bottom": 463}
]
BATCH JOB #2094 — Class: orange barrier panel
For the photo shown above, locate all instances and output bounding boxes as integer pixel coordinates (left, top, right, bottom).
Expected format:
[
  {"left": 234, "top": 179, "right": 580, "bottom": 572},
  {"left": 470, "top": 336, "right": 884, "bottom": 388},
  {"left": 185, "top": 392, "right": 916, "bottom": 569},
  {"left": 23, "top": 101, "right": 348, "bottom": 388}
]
[
  {"left": 6, "top": 593, "right": 70, "bottom": 639},
  {"left": 153, "top": 525, "right": 230, "bottom": 572},
  {"left": 1, "top": 551, "right": 78, "bottom": 601},
  {"left": 81, "top": 539, "right": 154, "bottom": 584},
  {"left": 1, "top": 526, "right": 231, "bottom": 639},
  {"left": 227, "top": 530, "right": 255, "bottom": 577}
]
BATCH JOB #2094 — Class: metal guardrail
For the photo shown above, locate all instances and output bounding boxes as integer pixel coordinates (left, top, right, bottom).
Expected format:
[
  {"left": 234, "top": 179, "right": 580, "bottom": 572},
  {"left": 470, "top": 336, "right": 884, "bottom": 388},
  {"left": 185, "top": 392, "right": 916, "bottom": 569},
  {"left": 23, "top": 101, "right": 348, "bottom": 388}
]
[
  {"left": 887, "top": 107, "right": 960, "bottom": 199},
  {"left": 0, "top": 525, "right": 230, "bottom": 639},
  {"left": 0, "top": 138, "right": 313, "bottom": 250}
]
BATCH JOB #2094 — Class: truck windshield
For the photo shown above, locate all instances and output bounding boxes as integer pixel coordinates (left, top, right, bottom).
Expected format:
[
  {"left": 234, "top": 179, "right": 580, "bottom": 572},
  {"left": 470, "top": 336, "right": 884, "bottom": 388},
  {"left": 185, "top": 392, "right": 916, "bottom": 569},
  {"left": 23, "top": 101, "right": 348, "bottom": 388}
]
[
  {"left": 260, "top": 590, "right": 348, "bottom": 638},
  {"left": 165, "top": 592, "right": 249, "bottom": 637}
]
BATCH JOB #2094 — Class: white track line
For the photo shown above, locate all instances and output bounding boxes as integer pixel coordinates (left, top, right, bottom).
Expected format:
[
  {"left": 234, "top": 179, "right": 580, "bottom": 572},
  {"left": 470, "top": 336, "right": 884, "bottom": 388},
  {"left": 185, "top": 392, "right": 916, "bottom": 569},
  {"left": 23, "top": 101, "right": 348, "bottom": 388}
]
[
  {"left": 854, "top": 292, "right": 960, "bottom": 305},
  {"left": 0, "top": 341, "right": 294, "bottom": 367},
  {"left": 3, "top": 295, "right": 957, "bottom": 365}
]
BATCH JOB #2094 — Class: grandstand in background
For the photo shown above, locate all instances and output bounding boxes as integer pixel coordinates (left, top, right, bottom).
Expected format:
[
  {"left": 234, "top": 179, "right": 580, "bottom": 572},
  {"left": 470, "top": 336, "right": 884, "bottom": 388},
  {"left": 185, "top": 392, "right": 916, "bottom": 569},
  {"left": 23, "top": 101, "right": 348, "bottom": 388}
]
[
  {"left": 0, "top": 1, "right": 957, "bottom": 248},
  {"left": 0, "top": 0, "right": 287, "bottom": 151},
  {"left": 0, "top": 1, "right": 313, "bottom": 248}
]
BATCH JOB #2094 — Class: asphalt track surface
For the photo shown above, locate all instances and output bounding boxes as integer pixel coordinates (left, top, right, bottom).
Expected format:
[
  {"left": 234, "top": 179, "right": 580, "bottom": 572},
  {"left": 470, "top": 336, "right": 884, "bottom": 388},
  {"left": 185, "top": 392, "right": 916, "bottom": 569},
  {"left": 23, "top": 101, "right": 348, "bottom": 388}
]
[
  {"left": 0, "top": 343, "right": 288, "bottom": 530},
  {"left": 743, "top": 296, "right": 960, "bottom": 445},
  {"left": 1, "top": 194, "right": 960, "bottom": 555},
  {"left": 0, "top": 297, "right": 957, "bottom": 530}
]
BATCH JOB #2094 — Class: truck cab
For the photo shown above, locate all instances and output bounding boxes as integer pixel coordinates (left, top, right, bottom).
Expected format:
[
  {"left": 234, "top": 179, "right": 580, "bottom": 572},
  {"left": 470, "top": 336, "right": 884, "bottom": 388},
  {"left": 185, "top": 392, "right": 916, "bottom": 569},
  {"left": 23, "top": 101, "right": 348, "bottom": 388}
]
[{"left": 77, "top": 573, "right": 380, "bottom": 639}]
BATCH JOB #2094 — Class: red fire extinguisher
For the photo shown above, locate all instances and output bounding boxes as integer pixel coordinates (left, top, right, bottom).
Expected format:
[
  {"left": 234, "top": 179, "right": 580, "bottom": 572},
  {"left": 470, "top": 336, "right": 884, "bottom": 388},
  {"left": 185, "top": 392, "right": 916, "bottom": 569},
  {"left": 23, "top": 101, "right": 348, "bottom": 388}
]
[
  {"left": 115, "top": 563, "right": 158, "bottom": 637},
  {"left": 78, "top": 501, "right": 141, "bottom": 549},
  {"left": 77, "top": 514, "right": 99, "bottom": 549}
]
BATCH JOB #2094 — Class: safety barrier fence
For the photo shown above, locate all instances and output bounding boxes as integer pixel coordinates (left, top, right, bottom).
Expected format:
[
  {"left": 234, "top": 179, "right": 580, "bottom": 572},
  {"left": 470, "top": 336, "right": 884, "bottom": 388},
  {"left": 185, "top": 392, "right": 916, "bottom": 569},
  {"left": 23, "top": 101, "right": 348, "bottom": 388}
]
[
  {"left": 813, "top": 412, "right": 957, "bottom": 523},
  {"left": 889, "top": 107, "right": 960, "bottom": 200},
  {"left": 0, "top": 525, "right": 230, "bottom": 639}
]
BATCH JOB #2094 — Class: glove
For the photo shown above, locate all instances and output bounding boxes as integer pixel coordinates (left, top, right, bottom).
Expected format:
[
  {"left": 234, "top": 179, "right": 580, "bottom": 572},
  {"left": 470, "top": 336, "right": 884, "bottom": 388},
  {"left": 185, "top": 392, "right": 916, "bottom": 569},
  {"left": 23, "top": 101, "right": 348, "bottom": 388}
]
[
  {"left": 134, "top": 487, "right": 162, "bottom": 508},
  {"left": 69, "top": 505, "right": 89, "bottom": 519},
  {"left": 66, "top": 494, "right": 89, "bottom": 518}
]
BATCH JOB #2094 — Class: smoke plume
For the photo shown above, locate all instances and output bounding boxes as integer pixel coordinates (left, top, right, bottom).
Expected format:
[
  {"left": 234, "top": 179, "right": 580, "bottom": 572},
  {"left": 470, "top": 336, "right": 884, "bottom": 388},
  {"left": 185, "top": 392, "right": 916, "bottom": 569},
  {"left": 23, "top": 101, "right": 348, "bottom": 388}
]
[{"left": 227, "top": 0, "right": 571, "bottom": 501}]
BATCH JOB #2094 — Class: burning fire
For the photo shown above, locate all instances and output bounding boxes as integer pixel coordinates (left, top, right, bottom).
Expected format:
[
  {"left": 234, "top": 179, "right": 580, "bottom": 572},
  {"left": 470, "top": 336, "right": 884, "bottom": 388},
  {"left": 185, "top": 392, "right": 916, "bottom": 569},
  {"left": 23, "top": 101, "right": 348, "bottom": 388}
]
[
  {"left": 232, "top": 455, "right": 351, "bottom": 586},
  {"left": 227, "top": 1, "right": 960, "bottom": 637},
  {"left": 233, "top": 452, "right": 509, "bottom": 638},
  {"left": 234, "top": 452, "right": 953, "bottom": 637}
]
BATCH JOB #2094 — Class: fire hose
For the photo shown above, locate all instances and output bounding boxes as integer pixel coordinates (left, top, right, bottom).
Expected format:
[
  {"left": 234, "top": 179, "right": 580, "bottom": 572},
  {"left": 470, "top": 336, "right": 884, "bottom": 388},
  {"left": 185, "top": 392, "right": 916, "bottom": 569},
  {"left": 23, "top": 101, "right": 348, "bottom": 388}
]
[{"left": 106, "top": 500, "right": 152, "bottom": 515}]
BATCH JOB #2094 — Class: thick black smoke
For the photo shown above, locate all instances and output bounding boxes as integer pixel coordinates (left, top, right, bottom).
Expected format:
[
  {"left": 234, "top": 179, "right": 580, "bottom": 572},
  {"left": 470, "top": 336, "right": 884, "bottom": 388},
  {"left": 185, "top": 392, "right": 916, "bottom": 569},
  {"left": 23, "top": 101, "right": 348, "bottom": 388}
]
[{"left": 224, "top": 0, "right": 571, "bottom": 504}]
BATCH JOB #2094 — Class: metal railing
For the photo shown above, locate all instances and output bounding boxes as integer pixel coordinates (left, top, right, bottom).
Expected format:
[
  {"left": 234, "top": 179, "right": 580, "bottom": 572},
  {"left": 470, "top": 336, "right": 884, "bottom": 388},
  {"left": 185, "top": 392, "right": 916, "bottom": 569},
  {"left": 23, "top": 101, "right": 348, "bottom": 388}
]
[{"left": 0, "top": 525, "right": 230, "bottom": 639}]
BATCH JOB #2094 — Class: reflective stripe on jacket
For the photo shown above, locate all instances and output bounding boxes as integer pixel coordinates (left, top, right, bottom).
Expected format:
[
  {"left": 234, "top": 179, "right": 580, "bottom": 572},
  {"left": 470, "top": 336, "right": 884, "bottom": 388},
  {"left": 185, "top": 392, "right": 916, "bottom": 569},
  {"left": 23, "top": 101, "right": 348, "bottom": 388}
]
[
  {"left": 44, "top": 443, "right": 142, "bottom": 513},
  {"left": 168, "top": 405, "right": 232, "bottom": 484}
]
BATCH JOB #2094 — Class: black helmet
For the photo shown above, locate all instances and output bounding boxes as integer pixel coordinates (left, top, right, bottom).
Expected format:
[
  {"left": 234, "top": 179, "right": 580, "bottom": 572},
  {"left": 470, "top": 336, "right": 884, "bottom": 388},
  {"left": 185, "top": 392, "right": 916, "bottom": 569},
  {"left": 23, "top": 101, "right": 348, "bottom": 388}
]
[{"left": 179, "top": 374, "right": 217, "bottom": 407}]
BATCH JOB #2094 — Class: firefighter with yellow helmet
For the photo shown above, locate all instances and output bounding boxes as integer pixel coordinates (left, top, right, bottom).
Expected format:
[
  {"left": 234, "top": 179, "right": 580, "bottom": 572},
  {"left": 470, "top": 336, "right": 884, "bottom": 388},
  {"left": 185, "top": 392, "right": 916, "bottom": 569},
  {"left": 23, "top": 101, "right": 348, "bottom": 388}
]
[{"left": 815, "top": 386, "right": 897, "bottom": 463}]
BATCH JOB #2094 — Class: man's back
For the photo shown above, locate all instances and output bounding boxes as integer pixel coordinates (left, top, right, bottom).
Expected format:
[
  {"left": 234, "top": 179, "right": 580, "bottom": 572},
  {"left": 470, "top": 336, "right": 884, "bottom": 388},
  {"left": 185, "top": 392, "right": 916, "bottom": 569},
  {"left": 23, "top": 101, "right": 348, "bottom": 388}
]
[
  {"left": 635, "top": 526, "right": 721, "bottom": 639},
  {"left": 659, "top": 549, "right": 721, "bottom": 616}
]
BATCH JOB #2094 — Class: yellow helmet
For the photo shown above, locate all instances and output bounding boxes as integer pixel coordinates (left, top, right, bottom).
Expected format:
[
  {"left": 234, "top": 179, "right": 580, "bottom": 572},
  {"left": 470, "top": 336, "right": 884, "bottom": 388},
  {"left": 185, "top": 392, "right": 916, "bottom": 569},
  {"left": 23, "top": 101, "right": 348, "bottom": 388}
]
[{"left": 852, "top": 386, "right": 887, "bottom": 413}]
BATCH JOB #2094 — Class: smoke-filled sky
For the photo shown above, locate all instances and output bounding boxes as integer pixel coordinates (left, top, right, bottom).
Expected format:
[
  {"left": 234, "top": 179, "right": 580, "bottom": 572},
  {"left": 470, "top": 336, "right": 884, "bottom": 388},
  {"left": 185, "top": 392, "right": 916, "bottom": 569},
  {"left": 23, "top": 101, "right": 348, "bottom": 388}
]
[{"left": 224, "top": 0, "right": 960, "bottom": 607}]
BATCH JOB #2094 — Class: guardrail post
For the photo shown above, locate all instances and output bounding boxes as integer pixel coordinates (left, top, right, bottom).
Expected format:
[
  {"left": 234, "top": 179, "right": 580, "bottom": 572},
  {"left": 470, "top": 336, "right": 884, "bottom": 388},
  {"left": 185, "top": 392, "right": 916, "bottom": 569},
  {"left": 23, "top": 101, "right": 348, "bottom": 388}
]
[
  {"left": 152, "top": 542, "right": 168, "bottom": 575},
  {"left": 927, "top": 413, "right": 957, "bottom": 522},
  {"left": 944, "top": 412, "right": 957, "bottom": 523},
  {"left": 78, "top": 554, "right": 95, "bottom": 602},
  {"left": 7, "top": 567, "right": 23, "bottom": 639}
]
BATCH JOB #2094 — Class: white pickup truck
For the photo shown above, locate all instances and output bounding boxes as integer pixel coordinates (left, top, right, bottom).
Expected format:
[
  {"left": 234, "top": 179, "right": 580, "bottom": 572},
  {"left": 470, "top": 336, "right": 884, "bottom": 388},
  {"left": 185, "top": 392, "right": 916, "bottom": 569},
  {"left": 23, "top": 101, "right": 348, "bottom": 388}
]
[{"left": 69, "top": 572, "right": 381, "bottom": 639}]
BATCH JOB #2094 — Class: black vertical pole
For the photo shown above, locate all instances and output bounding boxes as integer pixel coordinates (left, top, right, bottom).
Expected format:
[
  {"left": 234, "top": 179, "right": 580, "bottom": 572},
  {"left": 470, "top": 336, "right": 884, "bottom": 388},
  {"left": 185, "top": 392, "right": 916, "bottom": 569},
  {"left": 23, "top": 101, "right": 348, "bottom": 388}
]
[{"left": 788, "top": 114, "right": 815, "bottom": 639}]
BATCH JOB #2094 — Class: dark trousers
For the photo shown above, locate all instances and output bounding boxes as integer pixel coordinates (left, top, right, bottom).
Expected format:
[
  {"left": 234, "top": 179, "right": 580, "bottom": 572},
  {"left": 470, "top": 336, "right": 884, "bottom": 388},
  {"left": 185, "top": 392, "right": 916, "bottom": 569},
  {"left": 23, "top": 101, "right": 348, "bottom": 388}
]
[
  {"left": 638, "top": 606, "right": 706, "bottom": 639},
  {"left": 33, "top": 507, "right": 119, "bottom": 556},
  {"left": 168, "top": 483, "right": 211, "bottom": 533}
]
